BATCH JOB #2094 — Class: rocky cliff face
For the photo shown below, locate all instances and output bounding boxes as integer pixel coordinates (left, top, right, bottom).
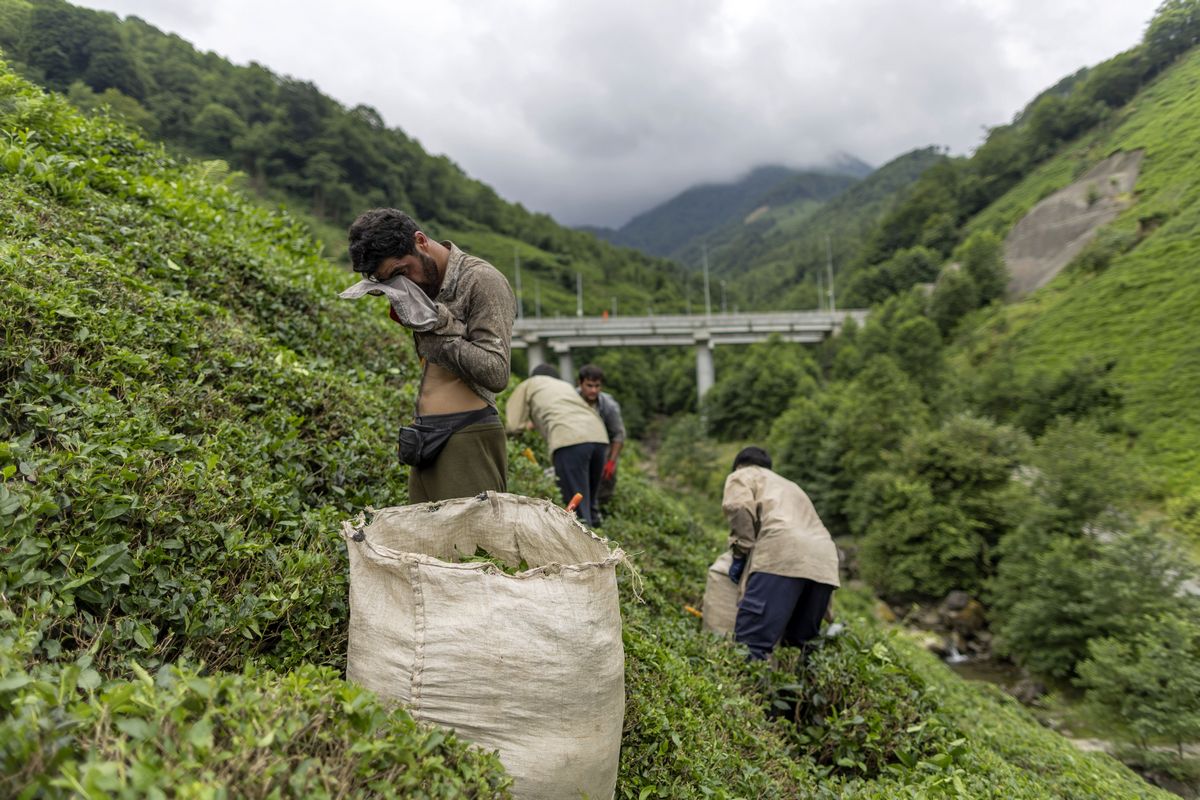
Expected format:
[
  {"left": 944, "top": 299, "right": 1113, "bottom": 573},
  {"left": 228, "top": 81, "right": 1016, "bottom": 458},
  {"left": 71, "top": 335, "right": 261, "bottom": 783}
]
[{"left": 1004, "top": 150, "right": 1144, "bottom": 297}]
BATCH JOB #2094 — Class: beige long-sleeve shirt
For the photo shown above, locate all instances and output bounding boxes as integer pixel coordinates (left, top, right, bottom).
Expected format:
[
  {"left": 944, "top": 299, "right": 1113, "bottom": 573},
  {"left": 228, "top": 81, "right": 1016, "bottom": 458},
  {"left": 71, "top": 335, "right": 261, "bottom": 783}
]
[
  {"left": 414, "top": 243, "right": 515, "bottom": 414},
  {"left": 722, "top": 465, "right": 840, "bottom": 587},
  {"left": 506, "top": 376, "right": 608, "bottom": 455}
]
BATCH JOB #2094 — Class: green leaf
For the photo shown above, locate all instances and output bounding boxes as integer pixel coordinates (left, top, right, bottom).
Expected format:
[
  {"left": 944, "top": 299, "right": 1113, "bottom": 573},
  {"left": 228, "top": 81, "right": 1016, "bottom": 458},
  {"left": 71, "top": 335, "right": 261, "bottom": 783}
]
[
  {"left": 129, "top": 660, "right": 154, "bottom": 688},
  {"left": 0, "top": 674, "right": 32, "bottom": 692},
  {"left": 115, "top": 717, "right": 154, "bottom": 740},
  {"left": 132, "top": 625, "right": 154, "bottom": 649},
  {"left": 78, "top": 669, "right": 102, "bottom": 691},
  {"left": 928, "top": 753, "right": 953, "bottom": 769},
  {"left": 188, "top": 717, "right": 215, "bottom": 750}
]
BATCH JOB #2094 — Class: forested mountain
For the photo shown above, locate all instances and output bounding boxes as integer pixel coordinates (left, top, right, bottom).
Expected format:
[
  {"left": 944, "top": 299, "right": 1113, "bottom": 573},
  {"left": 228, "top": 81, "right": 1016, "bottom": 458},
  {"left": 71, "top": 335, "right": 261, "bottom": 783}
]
[
  {"left": 591, "top": 160, "right": 870, "bottom": 261},
  {"left": 0, "top": 0, "right": 691, "bottom": 318},
  {"left": 697, "top": 147, "right": 947, "bottom": 310}
]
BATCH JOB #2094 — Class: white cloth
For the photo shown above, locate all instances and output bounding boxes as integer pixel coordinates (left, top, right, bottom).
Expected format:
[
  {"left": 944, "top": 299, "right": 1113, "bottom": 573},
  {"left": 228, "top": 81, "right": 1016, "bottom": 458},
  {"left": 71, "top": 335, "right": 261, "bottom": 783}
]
[{"left": 339, "top": 274, "right": 438, "bottom": 331}]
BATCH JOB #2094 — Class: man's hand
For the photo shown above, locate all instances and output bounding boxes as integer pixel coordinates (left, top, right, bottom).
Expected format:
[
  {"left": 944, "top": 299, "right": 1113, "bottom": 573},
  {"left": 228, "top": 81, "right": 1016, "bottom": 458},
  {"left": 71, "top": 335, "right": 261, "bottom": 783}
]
[
  {"left": 602, "top": 459, "right": 617, "bottom": 481},
  {"left": 728, "top": 555, "right": 746, "bottom": 585}
]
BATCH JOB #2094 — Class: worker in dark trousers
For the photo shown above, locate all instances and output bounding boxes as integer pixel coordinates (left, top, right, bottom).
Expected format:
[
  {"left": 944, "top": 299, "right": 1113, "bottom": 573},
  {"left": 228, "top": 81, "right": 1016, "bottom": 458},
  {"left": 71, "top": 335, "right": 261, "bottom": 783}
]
[
  {"left": 506, "top": 364, "right": 609, "bottom": 526},
  {"left": 723, "top": 446, "right": 839, "bottom": 660},
  {"left": 576, "top": 363, "right": 625, "bottom": 527}
]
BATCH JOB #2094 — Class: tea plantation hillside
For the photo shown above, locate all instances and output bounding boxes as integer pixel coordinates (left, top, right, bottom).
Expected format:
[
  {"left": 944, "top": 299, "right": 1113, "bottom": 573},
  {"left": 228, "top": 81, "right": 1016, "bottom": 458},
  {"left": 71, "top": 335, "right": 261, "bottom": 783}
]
[
  {"left": 956, "top": 45, "right": 1200, "bottom": 493},
  {"left": 0, "top": 63, "right": 1171, "bottom": 798}
]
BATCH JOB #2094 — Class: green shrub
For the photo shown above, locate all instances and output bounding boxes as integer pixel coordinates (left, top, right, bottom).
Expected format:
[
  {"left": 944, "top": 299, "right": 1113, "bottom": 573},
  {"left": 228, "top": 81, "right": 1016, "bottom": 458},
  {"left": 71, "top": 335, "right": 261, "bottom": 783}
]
[
  {"left": 768, "top": 387, "right": 842, "bottom": 519},
  {"left": 767, "top": 627, "right": 958, "bottom": 779},
  {"left": 954, "top": 229, "right": 1008, "bottom": 305},
  {"left": 1070, "top": 225, "right": 1139, "bottom": 276},
  {"left": 0, "top": 603, "right": 511, "bottom": 799},
  {"left": 819, "top": 355, "right": 929, "bottom": 535},
  {"left": 989, "top": 526, "right": 1194, "bottom": 679},
  {"left": 854, "top": 414, "right": 1028, "bottom": 600},
  {"left": 1078, "top": 611, "right": 1200, "bottom": 754},
  {"left": 928, "top": 267, "right": 979, "bottom": 336},
  {"left": 1166, "top": 486, "right": 1200, "bottom": 540},
  {"left": 702, "top": 337, "right": 819, "bottom": 440},
  {"left": 656, "top": 413, "right": 722, "bottom": 496},
  {"left": 1021, "top": 416, "right": 1138, "bottom": 535}
]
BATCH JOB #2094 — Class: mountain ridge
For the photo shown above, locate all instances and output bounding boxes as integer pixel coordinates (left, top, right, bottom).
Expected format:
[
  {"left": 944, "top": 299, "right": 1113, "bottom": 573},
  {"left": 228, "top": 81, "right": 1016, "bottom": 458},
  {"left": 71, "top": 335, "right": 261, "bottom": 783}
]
[{"left": 589, "top": 158, "right": 872, "bottom": 261}]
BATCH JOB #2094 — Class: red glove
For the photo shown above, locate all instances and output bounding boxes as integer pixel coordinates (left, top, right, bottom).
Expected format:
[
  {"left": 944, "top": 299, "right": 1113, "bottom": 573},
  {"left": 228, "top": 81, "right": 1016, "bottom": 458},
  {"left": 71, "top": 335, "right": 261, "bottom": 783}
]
[{"left": 602, "top": 459, "right": 617, "bottom": 481}]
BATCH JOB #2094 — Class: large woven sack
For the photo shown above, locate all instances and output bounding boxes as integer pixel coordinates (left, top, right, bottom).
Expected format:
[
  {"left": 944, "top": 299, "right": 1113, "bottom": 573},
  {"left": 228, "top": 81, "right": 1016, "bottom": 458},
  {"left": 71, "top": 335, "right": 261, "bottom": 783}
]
[
  {"left": 342, "top": 492, "right": 625, "bottom": 800},
  {"left": 702, "top": 551, "right": 741, "bottom": 636}
]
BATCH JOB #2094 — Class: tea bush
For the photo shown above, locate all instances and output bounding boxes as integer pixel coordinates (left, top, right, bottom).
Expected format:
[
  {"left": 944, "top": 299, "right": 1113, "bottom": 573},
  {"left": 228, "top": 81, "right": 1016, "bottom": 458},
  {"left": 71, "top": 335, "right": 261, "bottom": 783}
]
[
  {"left": 0, "top": 601, "right": 511, "bottom": 799},
  {"left": 767, "top": 628, "right": 956, "bottom": 778}
]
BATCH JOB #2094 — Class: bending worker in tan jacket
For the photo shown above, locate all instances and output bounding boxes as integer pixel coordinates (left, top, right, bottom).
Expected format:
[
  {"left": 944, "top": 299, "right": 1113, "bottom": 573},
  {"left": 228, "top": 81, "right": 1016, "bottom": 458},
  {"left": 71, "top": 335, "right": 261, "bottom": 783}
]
[
  {"left": 506, "top": 364, "right": 609, "bottom": 526},
  {"left": 723, "top": 446, "right": 840, "bottom": 660}
]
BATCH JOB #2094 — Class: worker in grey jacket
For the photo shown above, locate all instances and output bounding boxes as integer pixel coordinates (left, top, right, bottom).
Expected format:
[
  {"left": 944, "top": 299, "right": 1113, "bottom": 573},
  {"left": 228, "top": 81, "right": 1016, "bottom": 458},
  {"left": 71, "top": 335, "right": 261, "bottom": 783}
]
[
  {"left": 723, "top": 446, "right": 840, "bottom": 660},
  {"left": 344, "top": 208, "right": 515, "bottom": 502},
  {"left": 577, "top": 363, "right": 625, "bottom": 527}
]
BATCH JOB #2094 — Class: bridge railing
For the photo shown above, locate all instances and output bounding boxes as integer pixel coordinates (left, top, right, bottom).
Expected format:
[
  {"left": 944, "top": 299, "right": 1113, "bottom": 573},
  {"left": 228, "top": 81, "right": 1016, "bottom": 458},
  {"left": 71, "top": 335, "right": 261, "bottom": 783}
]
[{"left": 512, "top": 310, "right": 868, "bottom": 344}]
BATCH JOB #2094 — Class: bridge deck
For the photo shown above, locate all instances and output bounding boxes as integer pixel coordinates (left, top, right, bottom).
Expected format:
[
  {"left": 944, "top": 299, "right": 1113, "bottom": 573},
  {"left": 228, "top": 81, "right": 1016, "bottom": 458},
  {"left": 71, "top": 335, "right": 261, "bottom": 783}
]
[{"left": 513, "top": 310, "right": 867, "bottom": 347}]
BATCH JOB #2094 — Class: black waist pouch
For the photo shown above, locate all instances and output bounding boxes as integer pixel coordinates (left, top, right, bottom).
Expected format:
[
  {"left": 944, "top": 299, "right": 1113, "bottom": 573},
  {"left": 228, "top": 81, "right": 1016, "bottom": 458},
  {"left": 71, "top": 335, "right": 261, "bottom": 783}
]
[{"left": 398, "top": 407, "right": 497, "bottom": 468}]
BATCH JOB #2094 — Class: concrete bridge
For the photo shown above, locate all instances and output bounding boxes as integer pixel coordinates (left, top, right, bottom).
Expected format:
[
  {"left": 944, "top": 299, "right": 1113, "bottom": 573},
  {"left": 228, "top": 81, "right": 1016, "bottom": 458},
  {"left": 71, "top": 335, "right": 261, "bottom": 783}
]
[{"left": 513, "top": 310, "right": 869, "bottom": 397}]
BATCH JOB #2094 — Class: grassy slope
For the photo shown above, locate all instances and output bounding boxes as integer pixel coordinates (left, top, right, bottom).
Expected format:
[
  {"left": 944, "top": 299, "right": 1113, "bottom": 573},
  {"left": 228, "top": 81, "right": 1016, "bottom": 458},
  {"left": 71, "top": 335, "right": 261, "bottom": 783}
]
[
  {"left": 957, "top": 47, "right": 1200, "bottom": 493},
  {"left": 0, "top": 62, "right": 1169, "bottom": 799}
]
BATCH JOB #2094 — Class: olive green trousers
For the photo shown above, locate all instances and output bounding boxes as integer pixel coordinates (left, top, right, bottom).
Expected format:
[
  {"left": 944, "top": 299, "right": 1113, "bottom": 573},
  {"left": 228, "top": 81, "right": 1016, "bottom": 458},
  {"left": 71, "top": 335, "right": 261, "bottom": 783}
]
[{"left": 407, "top": 419, "right": 507, "bottom": 503}]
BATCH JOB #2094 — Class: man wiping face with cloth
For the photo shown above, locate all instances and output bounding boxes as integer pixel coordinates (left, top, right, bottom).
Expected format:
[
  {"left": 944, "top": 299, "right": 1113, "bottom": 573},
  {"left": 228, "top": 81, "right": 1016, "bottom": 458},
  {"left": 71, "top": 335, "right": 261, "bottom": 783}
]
[{"left": 340, "top": 208, "right": 516, "bottom": 502}]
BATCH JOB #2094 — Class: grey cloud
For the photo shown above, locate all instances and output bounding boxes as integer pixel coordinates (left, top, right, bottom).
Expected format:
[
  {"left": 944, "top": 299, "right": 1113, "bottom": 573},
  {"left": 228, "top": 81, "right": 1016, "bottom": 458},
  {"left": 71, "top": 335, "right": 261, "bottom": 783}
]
[{"left": 74, "top": 0, "right": 1161, "bottom": 227}]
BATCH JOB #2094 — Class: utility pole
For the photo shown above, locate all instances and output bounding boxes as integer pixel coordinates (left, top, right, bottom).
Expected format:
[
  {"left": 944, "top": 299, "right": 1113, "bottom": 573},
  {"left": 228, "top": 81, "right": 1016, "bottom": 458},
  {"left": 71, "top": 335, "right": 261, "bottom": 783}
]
[
  {"left": 535, "top": 281, "right": 542, "bottom": 319},
  {"left": 514, "top": 246, "right": 523, "bottom": 319},
  {"left": 816, "top": 269, "right": 824, "bottom": 312},
  {"left": 720, "top": 280, "right": 727, "bottom": 314},
  {"left": 576, "top": 271, "right": 583, "bottom": 317},
  {"left": 825, "top": 234, "right": 837, "bottom": 314},
  {"left": 703, "top": 242, "right": 712, "bottom": 318},
  {"left": 610, "top": 295, "right": 617, "bottom": 318}
]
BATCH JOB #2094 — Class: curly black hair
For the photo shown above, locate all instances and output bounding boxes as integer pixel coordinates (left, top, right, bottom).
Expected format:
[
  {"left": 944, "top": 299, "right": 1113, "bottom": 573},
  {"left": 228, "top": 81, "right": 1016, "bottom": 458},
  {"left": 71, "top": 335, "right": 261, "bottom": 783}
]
[{"left": 347, "top": 208, "right": 420, "bottom": 276}]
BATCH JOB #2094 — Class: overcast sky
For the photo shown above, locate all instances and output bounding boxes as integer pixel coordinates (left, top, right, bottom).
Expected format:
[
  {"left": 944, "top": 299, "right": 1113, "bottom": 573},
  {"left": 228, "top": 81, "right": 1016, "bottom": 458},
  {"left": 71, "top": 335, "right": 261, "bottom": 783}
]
[{"left": 75, "top": 0, "right": 1161, "bottom": 227}]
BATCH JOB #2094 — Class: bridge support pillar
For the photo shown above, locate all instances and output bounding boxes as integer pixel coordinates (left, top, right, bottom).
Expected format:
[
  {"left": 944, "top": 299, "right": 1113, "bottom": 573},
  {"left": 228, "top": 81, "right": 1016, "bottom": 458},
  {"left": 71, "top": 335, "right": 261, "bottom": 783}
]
[
  {"left": 695, "top": 336, "right": 714, "bottom": 403},
  {"left": 527, "top": 340, "right": 546, "bottom": 373},
  {"left": 554, "top": 344, "right": 574, "bottom": 380}
]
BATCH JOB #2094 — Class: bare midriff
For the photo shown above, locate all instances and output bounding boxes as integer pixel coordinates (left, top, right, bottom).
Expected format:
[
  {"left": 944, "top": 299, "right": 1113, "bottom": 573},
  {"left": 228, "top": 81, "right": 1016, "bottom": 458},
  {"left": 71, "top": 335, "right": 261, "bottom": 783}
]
[{"left": 417, "top": 360, "right": 487, "bottom": 416}]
